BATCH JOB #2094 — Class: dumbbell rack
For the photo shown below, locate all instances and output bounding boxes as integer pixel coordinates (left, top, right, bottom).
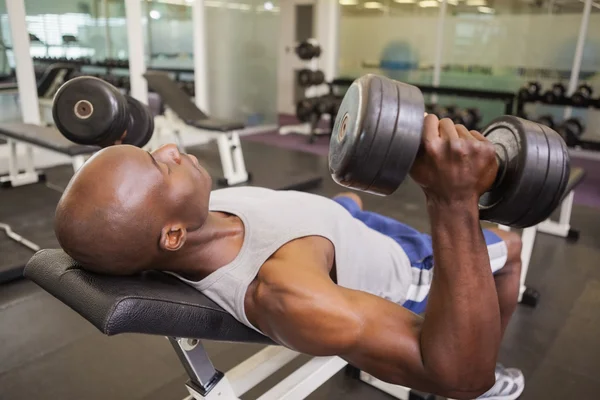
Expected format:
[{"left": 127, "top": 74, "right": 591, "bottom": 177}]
[
  {"left": 280, "top": 39, "right": 329, "bottom": 142},
  {"left": 516, "top": 93, "right": 600, "bottom": 152},
  {"left": 417, "top": 84, "right": 516, "bottom": 118}
]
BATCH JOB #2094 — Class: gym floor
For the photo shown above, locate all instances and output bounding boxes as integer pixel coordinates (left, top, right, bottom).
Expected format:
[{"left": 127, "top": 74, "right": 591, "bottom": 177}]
[{"left": 2, "top": 137, "right": 600, "bottom": 400}]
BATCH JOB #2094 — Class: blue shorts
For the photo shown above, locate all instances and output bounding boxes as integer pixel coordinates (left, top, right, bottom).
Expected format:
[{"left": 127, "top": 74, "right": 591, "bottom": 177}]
[{"left": 334, "top": 196, "right": 508, "bottom": 314}]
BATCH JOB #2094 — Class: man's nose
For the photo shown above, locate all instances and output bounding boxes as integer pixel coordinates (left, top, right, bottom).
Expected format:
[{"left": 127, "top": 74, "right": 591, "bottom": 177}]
[{"left": 152, "top": 144, "right": 182, "bottom": 164}]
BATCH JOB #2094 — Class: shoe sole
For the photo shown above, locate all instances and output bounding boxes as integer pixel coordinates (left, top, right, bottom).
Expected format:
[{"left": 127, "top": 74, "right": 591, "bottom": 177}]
[{"left": 477, "top": 383, "right": 525, "bottom": 400}]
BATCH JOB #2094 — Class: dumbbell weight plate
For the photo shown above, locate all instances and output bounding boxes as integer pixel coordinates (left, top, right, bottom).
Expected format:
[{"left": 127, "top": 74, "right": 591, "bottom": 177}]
[
  {"left": 329, "top": 74, "right": 424, "bottom": 195},
  {"left": 515, "top": 124, "right": 569, "bottom": 228},
  {"left": 296, "top": 99, "right": 316, "bottom": 122},
  {"left": 53, "top": 76, "right": 129, "bottom": 147},
  {"left": 312, "top": 70, "right": 325, "bottom": 86},
  {"left": 298, "top": 69, "right": 313, "bottom": 87},
  {"left": 479, "top": 117, "right": 568, "bottom": 228},
  {"left": 123, "top": 96, "right": 154, "bottom": 148}
]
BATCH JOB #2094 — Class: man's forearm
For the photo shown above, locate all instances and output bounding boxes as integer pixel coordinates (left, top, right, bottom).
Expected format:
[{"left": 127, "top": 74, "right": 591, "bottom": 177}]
[{"left": 420, "top": 199, "right": 501, "bottom": 391}]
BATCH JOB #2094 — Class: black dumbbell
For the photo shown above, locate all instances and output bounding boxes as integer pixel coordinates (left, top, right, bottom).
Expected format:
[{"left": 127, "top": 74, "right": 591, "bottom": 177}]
[
  {"left": 518, "top": 81, "right": 541, "bottom": 102},
  {"left": 295, "top": 41, "right": 321, "bottom": 60},
  {"left": 536, "top": 114, "right": 555, "bottom": 129},
  {"left": 329, "top": 74, "right": 570, "bottom": 228},
  {"left": 298, "top": 69, "right": 326, "bottom": 87},
  {"left": 571, "top": 84, "right": 593, "bottom": 107},
  {"left": 557, "top": 117, "right": 585, "bottom": 147},
  {"left": 452, "top": 108, "right": 481, "bottom": 130},
  {"left": 52, "top": 76, "right": 154, "bottom": 148},
  {"left": 296, "top": 98, "right": 318, "bottom": 122},
  {"left": 542, "top": 83, "right": 566, "bottom": 104}
]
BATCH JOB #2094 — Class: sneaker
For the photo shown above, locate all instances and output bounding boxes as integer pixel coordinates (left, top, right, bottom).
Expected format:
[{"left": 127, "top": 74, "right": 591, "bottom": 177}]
[{"left": 475, "top": 364, "right": 524, "bottom": 400}]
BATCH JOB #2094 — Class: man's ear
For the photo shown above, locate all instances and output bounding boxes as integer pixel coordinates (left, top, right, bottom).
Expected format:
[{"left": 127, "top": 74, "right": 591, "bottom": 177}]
[{"left": 159, "top": 224, "right": 187, "bottom": 251}]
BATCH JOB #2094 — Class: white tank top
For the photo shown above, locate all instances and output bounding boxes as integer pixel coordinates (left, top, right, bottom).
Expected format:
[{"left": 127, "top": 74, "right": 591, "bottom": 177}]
[{"left": 173, "top": 187, "right": 413, "bottom": 334}]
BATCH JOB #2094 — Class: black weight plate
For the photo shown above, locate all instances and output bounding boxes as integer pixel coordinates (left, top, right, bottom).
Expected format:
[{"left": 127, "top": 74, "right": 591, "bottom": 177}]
[
  {"left": 53, "top": 76, "right": 128, "bottom": 146},
  {"left": 123, "top": 96, "right": 154, "bottom": 148},
  {"left": 313, "top": 70, "right": 325, "bottom": 85},
  {"left": 329, "top": 74, "right": 423, "bottom": 195},
  {"left": 479, "top": 117, "right": 550, "bottom": 227},
  {"left": 514, "top": 124, "right": 569, "bottom": 228},
  {"left": 370, "top": 77, "right": 424, "bottom": 195},
  {"left": 298, "top": 69, "right": 312, "bottom": 87}
]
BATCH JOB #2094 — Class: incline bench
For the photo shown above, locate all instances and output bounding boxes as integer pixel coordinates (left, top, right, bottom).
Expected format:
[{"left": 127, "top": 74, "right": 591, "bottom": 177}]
[
  {"left": 144, "top": 71, "right": 250, "bottom": 187},
  {"left": 0, "top": 123, "right": 98, "bottom": 188},
  {"left": 24, "top": 250, "right": 427, "bottom": 400},
  {"left": 500, "top": 167, "right": 587, "bottom": 307}
]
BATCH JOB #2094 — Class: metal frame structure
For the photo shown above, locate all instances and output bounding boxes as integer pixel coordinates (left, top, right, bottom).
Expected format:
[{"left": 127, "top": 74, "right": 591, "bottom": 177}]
[{"left": 170, "top": 340, "right": 416, "bottom": 400}]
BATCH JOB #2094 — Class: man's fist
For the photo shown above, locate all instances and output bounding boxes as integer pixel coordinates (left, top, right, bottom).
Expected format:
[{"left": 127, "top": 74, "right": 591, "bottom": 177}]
[{"left": 410, "top": 115, "right": 498, "bottom": 204}]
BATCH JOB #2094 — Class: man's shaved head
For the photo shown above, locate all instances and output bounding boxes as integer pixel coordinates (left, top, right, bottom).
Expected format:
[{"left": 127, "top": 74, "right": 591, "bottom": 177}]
[{"left": 55, "top": 144, "right": 211, "bottom": 275}]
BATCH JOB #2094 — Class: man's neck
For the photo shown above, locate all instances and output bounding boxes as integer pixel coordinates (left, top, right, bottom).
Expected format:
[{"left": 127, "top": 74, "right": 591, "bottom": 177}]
[{"left": 161, "top": 211, "right": 244, "bottom": 281}]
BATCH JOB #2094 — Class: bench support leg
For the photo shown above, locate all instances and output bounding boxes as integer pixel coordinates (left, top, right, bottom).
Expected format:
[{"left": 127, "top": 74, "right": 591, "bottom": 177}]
[
  {"left": 496, "top": 224, "right": 539, "bottom": 305},
  {"left": 537, "top": 191, "right": 574, "bottom": 238},
  {"left": 256, "top": 356, "right": 347, "bottom": 400},
  {"left": 217, "top": 132, "right": 249, "bottom": 186},
  {"left": 226, "top": 346, "right": 300, "bottom": 396},
  {"left": 518, "top": 226, "right": 537, "bottom": 303},
  {"left": 358, "top": 371, "right": 413, "bottom": 399},
  {"left": 170, "top": 337, "right": 234, "bottom": 399},
  {"left": 0, "top": 139, "right": 43, "bottom": 187}
]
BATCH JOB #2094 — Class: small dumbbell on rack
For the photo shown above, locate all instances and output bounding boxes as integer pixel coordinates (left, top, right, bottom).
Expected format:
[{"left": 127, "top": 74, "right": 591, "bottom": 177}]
[
  {"left": 570, "top": 84, "right": 593, "bottom": 107},
  {"left": 542, "top": 83, "right": 567, "bottom": 104},
  {"left": 298, "top": 69, "right": 325, "bottom": 88}
]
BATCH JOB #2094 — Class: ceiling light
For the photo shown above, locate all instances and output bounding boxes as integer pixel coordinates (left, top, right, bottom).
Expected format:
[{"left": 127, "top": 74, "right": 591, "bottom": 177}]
[
  {"left": 478, "top": 5, "right": 495, "bottom": 13},
  {"left": 149, "top": 10, "right": 161, "bottom": 19},
  {"left": 419, "top": 0, "right": 439, "bottom": 7},
  {"left": 438, "top": 0, "right": 459, "bottom": 5},
  {"left": 364, "top": 1, "right": 383, "bottom": 8},
  {"left": 264, "top": 1, "right": 274, "bottom": 10},
  {"left": 340, "top": 0, "right": 359, "bottom": 5},
  {"left": 466, "top": 0, "right": 486, "bottom": 5},
  {"left": 394, "top": 0, "right": 416, "bottom": 3}
]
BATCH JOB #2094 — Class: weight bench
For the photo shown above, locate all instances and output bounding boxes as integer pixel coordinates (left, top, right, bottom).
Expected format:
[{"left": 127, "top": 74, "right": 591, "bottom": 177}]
[
  {"left": 24, "top": 249, "right": 430, "bottom": 400},
  {"left": 144, "top": 71, "right": 249, "bottom": 187},
  {"left": 499, "top": 167, "right": 586, "bottom": 307},
  {"left": 0, "top": 122, "right": 98, "bottom": 187}
]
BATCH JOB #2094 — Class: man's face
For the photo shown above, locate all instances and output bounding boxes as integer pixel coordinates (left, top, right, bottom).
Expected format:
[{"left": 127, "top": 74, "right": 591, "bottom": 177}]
[{"left": 148, "top": 143, "right": 212, "bottom": 229}]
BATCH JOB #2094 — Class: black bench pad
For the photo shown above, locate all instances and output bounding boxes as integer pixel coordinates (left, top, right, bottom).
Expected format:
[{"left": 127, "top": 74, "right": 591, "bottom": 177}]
[
  {"left": 190, "top": 118, "right": 246, "bottom": 132},
  {"left": 24, "top": 249, "right": 274, "bottom": 344},
  {"left": 144, "top": 71, "right": 245, "bottom": 132},
  {"left": 0, "top": 123, "right": 99, "bottom": 156}
]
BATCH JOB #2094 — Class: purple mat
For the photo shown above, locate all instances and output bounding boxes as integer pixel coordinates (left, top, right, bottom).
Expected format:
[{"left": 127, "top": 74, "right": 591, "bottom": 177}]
[
  {"left": 244, "top": 115, "right": 600, "bottom": 210},
  {"left": 243, "top": 114, "right": 331, "bottom": 157}
]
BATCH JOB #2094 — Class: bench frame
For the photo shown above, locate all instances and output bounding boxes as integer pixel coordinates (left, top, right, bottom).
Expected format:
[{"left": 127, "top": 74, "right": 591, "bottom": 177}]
[
  {"left": 0, "top": 138, "right": 87, "bottom": 188},
  {"left": 171, "top": 337, "right": 416, "bottom": 400},
  {"left": 498, "top": 181, "right": 580, "bottom": 306}
]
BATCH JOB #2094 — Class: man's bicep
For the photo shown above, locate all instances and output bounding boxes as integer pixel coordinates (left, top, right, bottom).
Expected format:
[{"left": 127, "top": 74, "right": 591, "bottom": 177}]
[{"left": 257, "top": 280, "right": 434, "bottom": 389}]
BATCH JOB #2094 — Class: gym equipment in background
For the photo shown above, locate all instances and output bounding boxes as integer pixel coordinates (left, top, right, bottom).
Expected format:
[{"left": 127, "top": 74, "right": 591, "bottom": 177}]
[
  {"left": 295, "top": 41, "right": 321, "bottom": 60},
  {"left": 557, "top": 117, "right": 586, "bottom": 147},
  {"left": 570, "top": 83, "right": 593, "bottom": 107},
  {"left": 297, "top": 69, "right": 325, "bottom": 87},
  {"left": 517, "top": 81, "right": 541, "bottom": 102},
  {"left": 542, "top": 83, "right": 567, "bottom": 104},
  {"left": 536, "top": 114, "right": 555, "bottom": 129},
  {"left": 329, "top": 74, "right": 570, "bottom": 229}
]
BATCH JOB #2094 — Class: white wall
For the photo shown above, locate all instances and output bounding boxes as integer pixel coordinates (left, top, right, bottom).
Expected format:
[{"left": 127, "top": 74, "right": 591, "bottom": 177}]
[{"left": 339, "top": 13, "right": 600, "bottom": 75}]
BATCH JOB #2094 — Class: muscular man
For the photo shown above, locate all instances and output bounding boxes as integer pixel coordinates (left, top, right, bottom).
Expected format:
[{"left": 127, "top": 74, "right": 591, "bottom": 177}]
[{"left": 55, "top": 116, "right": 524, "bottom": 400}]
